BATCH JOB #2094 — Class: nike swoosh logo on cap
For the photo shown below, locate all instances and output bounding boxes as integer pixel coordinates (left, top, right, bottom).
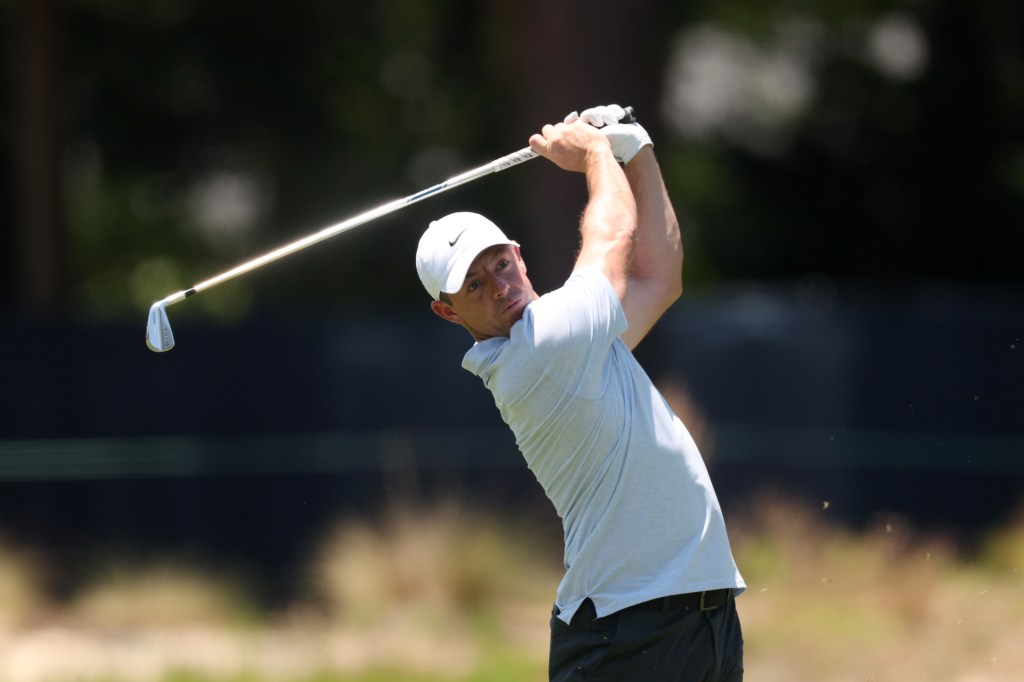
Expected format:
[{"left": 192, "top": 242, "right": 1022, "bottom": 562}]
[{"left": 449, "top": 227, "right": 469, "bottom": 247}]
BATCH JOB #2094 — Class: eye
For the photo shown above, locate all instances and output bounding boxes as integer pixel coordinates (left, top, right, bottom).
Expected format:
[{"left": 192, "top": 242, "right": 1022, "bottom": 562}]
[
  {"left": 467, "top": 280, "right": 480, "bottom": 292},
  {"left": 496, "top": 258, "right": 510, "bottom": 270}
]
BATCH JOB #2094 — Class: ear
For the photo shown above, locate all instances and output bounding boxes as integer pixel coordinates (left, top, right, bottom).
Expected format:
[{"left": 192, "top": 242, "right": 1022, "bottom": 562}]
[{"left": 430, "top": 299, "right": 462, "bottom": 325}]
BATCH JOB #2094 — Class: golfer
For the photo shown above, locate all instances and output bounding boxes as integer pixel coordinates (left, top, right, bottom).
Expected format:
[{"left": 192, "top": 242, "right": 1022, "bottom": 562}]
[{"left": 416, "top": 105, "right": 745, "bottom": 681}]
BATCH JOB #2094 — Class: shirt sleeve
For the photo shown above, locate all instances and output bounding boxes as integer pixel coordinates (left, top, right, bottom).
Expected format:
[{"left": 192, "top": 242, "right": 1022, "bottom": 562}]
[{"left": 511, "top": 267, "right": 628, "bottom": 398}]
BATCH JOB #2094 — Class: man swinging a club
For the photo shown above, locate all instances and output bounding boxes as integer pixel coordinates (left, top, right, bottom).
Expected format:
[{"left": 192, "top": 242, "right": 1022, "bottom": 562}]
[{"left": 416, "top": 104, "right": 745, "bottom": 681}]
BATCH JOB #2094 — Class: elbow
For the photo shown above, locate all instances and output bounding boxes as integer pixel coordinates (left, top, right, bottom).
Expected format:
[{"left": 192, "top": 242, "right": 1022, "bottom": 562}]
[
  {"left": 669, "top": 278, "right": 683, "bottom": 304},
  {"left": 672, "top": 244, "right": 684, "bottom": 300},
  {"left": 666, "top": 250, "right": 684, "bottom": 303},
  {"left": 651, "top": 273, "right": 682, "bottom": 315},
  {"left": 664, "top": 277, "right": 683, "bottom": 309}
]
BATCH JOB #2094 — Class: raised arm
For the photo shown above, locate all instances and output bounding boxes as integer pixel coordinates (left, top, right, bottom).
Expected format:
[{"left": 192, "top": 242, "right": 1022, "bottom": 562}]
[
  {"left": 528, "top": 121, "right": 637, "bottom": 301},
  {"left": 570, "top": 106, "right": 682, "bottom": 349},
  {"left": 618, "top": 147, "right": 682, "bottom": 349}
]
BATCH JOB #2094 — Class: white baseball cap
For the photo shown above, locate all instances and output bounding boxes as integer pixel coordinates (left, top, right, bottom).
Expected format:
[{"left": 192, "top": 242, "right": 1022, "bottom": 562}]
[{"left": 416, "top": 212, "right": 518, "bottom": 300}]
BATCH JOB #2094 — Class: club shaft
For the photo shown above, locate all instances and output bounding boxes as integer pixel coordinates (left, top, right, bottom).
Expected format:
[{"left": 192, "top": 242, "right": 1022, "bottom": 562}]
[{"left": 159, "top": 147, "right": 540, "bottom": 307}]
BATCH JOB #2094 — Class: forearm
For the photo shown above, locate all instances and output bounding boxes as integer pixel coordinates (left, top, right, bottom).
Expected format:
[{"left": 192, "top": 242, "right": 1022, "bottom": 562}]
[
  {"left": 581, "top": 147, "right": 638, "bottom": 254},
  {"left": 572, "top": 106, "right": 676, "bottom": 281},
  {"left": 623, "top": 148, "right": 682, "bottom": 297},
  {"left": 572, "top": 145, "right": 637, "bottom": 299},
  {"left": 613, "top": 147, "right": 682, "bottom": 349},
  {"left": 533, "top": 105, "right": 681, "bottom": 349},
  {"left": 529, "top": 119, "right": 638, "bottom": 298}
]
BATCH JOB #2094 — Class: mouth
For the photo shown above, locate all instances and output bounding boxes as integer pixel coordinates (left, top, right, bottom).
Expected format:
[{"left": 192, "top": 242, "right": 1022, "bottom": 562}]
[{"left": 503, "top": 297, "right": 525, "bottom": 319}]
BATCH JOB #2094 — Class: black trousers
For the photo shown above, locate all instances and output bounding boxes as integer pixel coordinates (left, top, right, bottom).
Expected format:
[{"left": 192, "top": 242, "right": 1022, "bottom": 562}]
[{"left": 549, "top": 591, "right": 743, "bottom": 681}]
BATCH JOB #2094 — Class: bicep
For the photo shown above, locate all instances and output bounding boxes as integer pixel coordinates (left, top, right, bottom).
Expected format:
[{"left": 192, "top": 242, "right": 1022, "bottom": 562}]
[
  {"left": 619, "top": 277, "right": 681, "bottom": 350},
  {"left": 525, "top": 273, "right": 626, "bottom": 389},
  {"left": 573, "top": 237, "right": 630, "bottom": 301}
]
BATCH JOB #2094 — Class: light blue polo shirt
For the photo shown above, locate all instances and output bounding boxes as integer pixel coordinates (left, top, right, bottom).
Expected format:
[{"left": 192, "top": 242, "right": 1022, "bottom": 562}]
[{"left": 463, "top": 267, "right": 745, "bottom": 624}]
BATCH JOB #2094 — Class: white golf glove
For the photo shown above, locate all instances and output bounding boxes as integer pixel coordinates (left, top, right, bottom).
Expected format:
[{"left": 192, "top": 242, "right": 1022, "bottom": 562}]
[{"left": 564, "top": 104, "right": 653, "bottom": 165}]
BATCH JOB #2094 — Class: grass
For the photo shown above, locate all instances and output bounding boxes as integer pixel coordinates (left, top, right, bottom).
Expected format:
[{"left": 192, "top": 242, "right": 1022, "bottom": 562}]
[
  {"left": 733, "top": 496, "right": 1024, "bottom": 681},
  {"left": 67, "top": 558, "right": 256, "bottom": 630},
  {"left": 0, "top": 496, "right": 1022, "bottom": 682},
  {"left": 0, "top": 534, "right": 48, "bottom": 630}
]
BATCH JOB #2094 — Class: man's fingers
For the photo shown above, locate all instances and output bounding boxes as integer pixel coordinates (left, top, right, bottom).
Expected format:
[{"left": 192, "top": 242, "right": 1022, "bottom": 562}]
[{"left": 528, "top": 132, "right": 548, "bottom": 155}]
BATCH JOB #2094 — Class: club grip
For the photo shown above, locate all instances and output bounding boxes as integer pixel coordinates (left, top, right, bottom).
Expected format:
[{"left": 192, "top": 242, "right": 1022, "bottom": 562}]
[{"left": 621, "top": 106, "right": 637, "bottom": 124}]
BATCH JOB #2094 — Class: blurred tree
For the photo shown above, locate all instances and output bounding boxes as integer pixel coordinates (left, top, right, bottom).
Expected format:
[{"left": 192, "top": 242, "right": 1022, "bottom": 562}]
[
  {"left": 6, "top": 0, "right": 508, "bottom": 318},
  {"left": 10, "top": 0, "right": 66, "bottom": 314},
  {"left": 485, "top": 0, "right": 667, "bottom": 293},
  {"left": 656, "top": 0, "right": 1024, "bottom": 285},
  {"left": 1, "top": 0, "right": 1021, "bottom": 321}
]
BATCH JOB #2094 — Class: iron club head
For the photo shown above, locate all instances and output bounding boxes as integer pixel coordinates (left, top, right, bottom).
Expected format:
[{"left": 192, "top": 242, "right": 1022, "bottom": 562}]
[{"left": 146, "top": 301, "right": 175, "bottom": 352}]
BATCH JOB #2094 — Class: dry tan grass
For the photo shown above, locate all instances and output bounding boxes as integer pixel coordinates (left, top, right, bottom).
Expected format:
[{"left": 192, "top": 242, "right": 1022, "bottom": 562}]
[
  {"left": 66, "top": 558, "right": 254, "bottom": 630},
  {"left": 0, "top": 497, "right": 1022, "bottom": 681},
  {"left": 0, "top": 535, "right": 48, "bottom": 631},
  {"left": 0, "top": 500, "right": 558, "bottom": 682},
  {"left": 306, "top": 499, "right": 560, "bottom": 646},
  {"left": 731, "top": 496, "right": 1024, "bottom": 682}
]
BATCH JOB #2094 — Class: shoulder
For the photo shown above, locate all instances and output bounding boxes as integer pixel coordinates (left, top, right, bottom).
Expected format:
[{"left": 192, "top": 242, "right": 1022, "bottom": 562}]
[
  {"left": 564, "top": 266, "right": 620, "bottom": 303},
  {"left": 462, "top": 269, "right": 626, "bottom": 377},
  {"left": 517, "top": 267, "right": 621, "bottom": 324},
  {"left": 530, "top": 267, "right": 626, "bottom": 344}
]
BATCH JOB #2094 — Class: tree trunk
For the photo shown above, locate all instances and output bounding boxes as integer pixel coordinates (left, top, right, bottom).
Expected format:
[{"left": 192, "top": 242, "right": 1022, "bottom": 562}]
[
  {"left": 486, "top": 0, "right": 661, "bottom": 293},
  {"left": 12, "top": 0, "right": 65, "bottom": 314}
]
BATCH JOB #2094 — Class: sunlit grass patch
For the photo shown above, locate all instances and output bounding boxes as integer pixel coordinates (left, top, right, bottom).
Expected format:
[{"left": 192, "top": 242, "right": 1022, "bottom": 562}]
[
  {"left": 2, "top": 495, "right": 1023, "bottom": 681},
  {"left": 730, "top": 495, "right": 1024, "bottom": 681},
  {"left": 307, "top": 499, "right": 560, "bottom": 633},
  {"left": 979, "top": 508, "right": 1024, "bottom": 576},
  {"left": 0, "top": 535, "right": 48, "bottom": 630},
  {"left": 68, "top": 556, "right": 257, "bottom": 630}
]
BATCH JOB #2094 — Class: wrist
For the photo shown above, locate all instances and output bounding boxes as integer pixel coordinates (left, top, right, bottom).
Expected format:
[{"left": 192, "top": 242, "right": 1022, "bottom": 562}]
[
  {"left": 583, "top": 138, "right": 616, "bottom": 166},
  {"left": 623, "top": 143, "right": 655, "bottom": 167}
]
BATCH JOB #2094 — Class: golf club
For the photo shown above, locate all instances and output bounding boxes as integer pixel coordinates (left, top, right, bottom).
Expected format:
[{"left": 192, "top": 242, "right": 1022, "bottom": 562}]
[{"left": 146, "top": 106, "right": 635, "bottom": 352}]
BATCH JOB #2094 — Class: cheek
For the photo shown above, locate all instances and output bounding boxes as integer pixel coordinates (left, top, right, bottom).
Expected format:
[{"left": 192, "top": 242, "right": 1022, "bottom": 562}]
[{"left": 464, "top": 300, "right": 490, "bottom": 320}]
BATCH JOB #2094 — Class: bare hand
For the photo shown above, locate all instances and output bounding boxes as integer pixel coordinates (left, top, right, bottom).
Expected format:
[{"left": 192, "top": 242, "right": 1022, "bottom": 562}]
[{"left": 528, "top": 120, "right": 613, "bottom": 173}]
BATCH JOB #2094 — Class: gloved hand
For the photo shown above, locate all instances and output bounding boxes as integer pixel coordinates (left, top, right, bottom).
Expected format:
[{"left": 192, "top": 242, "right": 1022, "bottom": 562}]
[
  {"left": 566, "top": 104, "right": 628, "bottom": 127},
  {"left": 564, "top": 104, "right": 653, "bottom": 165}
]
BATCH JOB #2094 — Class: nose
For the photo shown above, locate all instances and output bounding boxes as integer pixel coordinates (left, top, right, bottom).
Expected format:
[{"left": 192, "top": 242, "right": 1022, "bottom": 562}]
[{"left": 486, "top": 271, "right": 510, "bottom": 298}]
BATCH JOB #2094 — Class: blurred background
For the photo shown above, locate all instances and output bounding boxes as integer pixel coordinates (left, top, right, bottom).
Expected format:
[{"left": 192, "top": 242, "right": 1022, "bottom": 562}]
[{"left": 1, "top": 0, "right": 1022, "bottom": 680}]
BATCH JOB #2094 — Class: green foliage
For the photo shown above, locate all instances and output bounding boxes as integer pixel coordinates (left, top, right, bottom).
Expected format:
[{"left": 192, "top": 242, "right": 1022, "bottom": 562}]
[
  {"left": 5, "top": 0, "right": 1023, "bottom": 314},
  {"left": 48, "top": 0, "right": 506, "bottom": 316}
]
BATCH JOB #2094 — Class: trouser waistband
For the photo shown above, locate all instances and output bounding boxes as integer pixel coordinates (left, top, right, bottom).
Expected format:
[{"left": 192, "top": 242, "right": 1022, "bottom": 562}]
[{"left": 630, "top": 588, "right": 733, "bottom": 613}]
